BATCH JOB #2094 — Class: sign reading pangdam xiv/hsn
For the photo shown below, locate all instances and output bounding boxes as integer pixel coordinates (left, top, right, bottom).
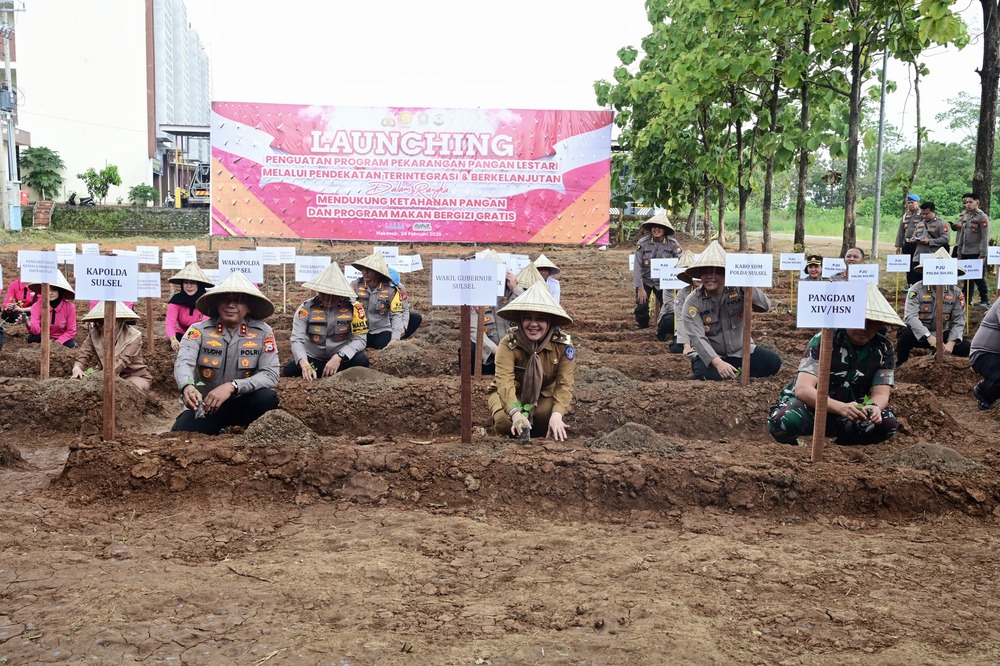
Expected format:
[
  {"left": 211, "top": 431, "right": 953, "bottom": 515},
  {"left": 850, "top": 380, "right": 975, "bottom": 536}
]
[{"left": 210, "top": 103, "right": 613, "bottom": 245}]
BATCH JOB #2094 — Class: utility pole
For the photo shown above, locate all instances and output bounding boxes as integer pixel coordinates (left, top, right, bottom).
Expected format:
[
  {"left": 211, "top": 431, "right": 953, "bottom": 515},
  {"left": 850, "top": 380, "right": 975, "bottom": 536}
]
[{"left": 0, "top": 1, "right": 18, "bottom": 231}]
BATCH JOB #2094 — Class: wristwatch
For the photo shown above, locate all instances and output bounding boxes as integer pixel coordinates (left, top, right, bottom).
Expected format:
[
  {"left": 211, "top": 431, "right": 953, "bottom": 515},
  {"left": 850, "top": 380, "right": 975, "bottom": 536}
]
[
  {"left": 337, "top": 352, "right": 348, "bottom": 361},
  {"left": 231, "top": 380, "right": 239, "bottom": 393}
]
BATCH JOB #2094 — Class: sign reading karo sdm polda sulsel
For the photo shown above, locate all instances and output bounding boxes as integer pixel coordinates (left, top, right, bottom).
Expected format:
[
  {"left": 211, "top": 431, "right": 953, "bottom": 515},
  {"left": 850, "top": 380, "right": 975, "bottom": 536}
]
[{"left": 210, "top": 102, "right": 613, "bottom": 245}]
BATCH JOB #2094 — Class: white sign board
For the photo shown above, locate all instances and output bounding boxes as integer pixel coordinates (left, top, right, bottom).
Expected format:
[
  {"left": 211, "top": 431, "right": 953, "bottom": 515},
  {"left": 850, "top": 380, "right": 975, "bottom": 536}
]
[
  {"left": 55, "top": 243, "right": 76, "bottom": 264},
  {"left": 431, "top": 259, "right": 500, "bottom": 307},
  {"left": 988, "top": 246, "right": 1000, "bottom": 265},
  {"left": 506, "top": 254, "right": 530, "bottom": 274},
  {"left": 796, "top": 281, "right": 867, "bottom": 329},
  {"left": 848, "top": 264, "right": 879, "bottom": 283},
  {"left": 257, "top": 247, "right": 283, "bottom": 266},
  {"left": 886, "top": 254, "right": 910, "bottom": 273},
  {"left": 111, "top": 249, "right": 138, "bottom": 257},
  {"left": 137, "top": 272, "right": 162, "bottom": 298},
  {"left": 295, "top": 255, "right": 331, "bottom": 282},
  {"left": 173, "top": 245, "right": 197, "bottom": 264},
  {"left": 161, "top": 252, "right": 185, "bottom": 270},
  {"left": 958, "top": 258, "right": 984, "bottom": 280},
  {"left": 822, "top": 258, "right": 846, "bottom": 279},
  {"left": 650, "top": 257, "right": 676, "bottom": 281},
  {"left": 278, "top": 247, "right": 296, "bottom": 264},
  {"left": 628, "top": 254, "right": 634, "bottom": 272},
  {"left": 19, "top": 250, "right": 60, "bottom": 284},
  {"left": 136, "top": 245, "right": 160, "bottom": 265},
  {"left": 780, "top": 253, "right": 805, "bottom": 272},
  {"left": 659, "top": 264, "right": 687, "bottom": 291},
  {"left": 218, "top": 250, "right": 264, "bottom": 283},
  {"left": 922, "top": 257, "right": 959, "bottom": 286},
  {"left": 725, "top": 254, "right": 773, "bottom": 288},
  {"left": 374, "top": 246, "right": 400, "bottom": 261},
  {"left": 74, "top": 254, "right": 140, "bottom": 302},
  {"left": 81, "top": 243, "right": 100, "bottom": 256},
  {"left": 203, "top": 269, "right": 220, "bottom": 285},
  {"left": 344, "top": 265, "right": 362, "bottom": 282},
  {"left": 389, "top": 255, "right": 422, "bottom": 274}
]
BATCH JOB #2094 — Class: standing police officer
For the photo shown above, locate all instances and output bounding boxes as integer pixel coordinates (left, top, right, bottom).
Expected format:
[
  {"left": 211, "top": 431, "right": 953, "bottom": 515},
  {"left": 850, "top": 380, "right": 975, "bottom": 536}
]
[{"left": 633, "top": 211, "right": 682, "bottom": 330}]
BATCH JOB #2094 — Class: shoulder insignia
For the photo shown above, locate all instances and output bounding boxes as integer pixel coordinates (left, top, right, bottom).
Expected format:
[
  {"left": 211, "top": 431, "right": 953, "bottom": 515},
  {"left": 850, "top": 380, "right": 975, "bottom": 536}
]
[
  {"left": 908, "top": 291, "right": 917, "bottom": 299},
  {"left": 553, "top": 330, "right": 572, "bottom": 345},
  {"left": 564, "top": 345, "right": 575, "bottom": 361},
  {"left": 184, "top": 328, "right": 202, "bottom": 340},
  {"left": 296, "top": 306, "right": 308, "bottom": 319},
  {"left": 688, "top": 305, "right": 699, "bottom": 318},
  {"left": 264, "top": 333, "right": 276, "bottom": 354}
]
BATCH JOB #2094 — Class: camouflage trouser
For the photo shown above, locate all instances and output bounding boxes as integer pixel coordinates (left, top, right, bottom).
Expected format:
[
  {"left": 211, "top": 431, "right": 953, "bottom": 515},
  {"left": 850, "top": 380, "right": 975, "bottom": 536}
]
[{"left": 768, "top": 398, "right": 899, "bottom": 446}]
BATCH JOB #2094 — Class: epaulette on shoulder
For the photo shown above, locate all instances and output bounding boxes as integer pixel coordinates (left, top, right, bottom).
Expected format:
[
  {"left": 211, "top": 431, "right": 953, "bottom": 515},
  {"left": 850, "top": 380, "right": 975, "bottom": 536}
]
[
  {"left": 504, "top": 331, "right": 518, "bottom": 349},
  {"left": 553, "top": 330, "right": 572, "bottom": 345}
]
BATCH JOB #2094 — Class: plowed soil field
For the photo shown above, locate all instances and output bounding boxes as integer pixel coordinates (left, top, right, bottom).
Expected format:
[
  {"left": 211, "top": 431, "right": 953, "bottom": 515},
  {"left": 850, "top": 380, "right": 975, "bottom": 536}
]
[{"left": 1, "top": 234, "right": 998, "bottom": 665}]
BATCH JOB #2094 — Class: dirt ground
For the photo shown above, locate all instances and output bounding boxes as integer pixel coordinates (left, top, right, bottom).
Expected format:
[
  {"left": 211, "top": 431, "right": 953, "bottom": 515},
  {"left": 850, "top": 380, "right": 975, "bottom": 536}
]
[{"left": 1, "top": 233, "right": 999, "bottom": 665}]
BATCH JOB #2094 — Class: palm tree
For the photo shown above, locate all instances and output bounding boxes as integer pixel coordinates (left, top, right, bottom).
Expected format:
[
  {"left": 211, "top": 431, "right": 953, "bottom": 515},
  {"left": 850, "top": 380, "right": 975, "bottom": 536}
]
[{"left": 19, "top": 146, "right": 65, "bottom": 201}]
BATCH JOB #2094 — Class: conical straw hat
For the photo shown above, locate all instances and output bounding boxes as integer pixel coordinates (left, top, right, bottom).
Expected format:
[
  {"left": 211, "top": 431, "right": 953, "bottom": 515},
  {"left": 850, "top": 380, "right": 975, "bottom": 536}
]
[
  {"left": 351, "top": 252, "right": 392, "bottom": 281},
  {"left": 197, "top": 271, "right": 274, "bottom": 319},
  {"left": 534, "top": 253, "right": 560, "bottom": 275},
  {"left": 640, "top": 210, "right": 675, "bottom": 235},
  {"left": 916, "top": 247, "right": 965, "bottom": 276},
  {"left": 303, "top": 262, "right": 357, "bottom": 298},
  {"left": 675, "top": 249, "right": 697, "bottom": 270},
  {"left": 82, "top": 301, "right": 140, "bottom": 322},
  {"left": 497, "top": 281, "right": 572, "bottom": 326},
  {"left": 864, "top": 282, "right": 905, "bottom": 327},
  {"left": 516, "top": 263, "right": 545, "bottom": 290},
  {"left": 678, "top": 240, "right": 726, "bottom": 283},
  {"left": 479, "top": 249, "right": 505, "bottom": 265},
  {"left": 29, "top": 268, "right": 75, "bottom": 299},
  {"left": 169, "top": 261, "right": 214, "bottom": 286}
]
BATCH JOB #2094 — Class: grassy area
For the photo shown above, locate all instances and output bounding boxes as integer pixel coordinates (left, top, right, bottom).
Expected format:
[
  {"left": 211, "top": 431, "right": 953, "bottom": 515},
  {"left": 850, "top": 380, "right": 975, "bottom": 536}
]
[{"left": 738, "top": 206, "right": 899, "bottom": 243}]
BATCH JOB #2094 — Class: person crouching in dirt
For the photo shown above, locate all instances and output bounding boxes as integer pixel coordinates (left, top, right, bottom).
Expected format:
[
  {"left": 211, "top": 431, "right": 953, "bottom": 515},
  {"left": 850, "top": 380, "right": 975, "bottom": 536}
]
[
  {"left": 350, "top": 251, "right": 407, "bottom": 350},
  {"left": 678, "top": 241, "right": 781, "bottom": 381},
  {"left": 71, "top": 301, "right": 153, "bottom": 391},
  {"left": 970, "top": 299, "right": 1000, "bottom": 410},
  {"left": 768, "top": 282, "right": 904, "bottom": 445},
  {"left": 3, "top": 276, "right": 39, "bottom": 325},
  {"left": 896, "top": 247, "right": 970, "bottom": 366},
  {"left": 172, "top": 272, "right": 279, "bottom": 435},
  {"left": 633, "top": 211, "right": 682, "bottom": 331},
  {"left": 165, "top": 262, "right": 213, "bottom": 351},
  {"left": 486, "top": 282, "right": 575, "bottom": 442},
  {"left": 27, "top": 269, "right": 78, "bottom": 348},
  {"left": 285, "top": 262, "right": 370, "bottom": 381},
  {"left": 388, "top": 268, "right": 422, "bottom": 341}
]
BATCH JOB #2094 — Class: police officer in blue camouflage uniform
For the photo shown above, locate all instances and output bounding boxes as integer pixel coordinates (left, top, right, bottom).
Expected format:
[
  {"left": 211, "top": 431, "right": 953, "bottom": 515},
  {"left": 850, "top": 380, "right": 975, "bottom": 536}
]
[
  {"left": 769, "top": 282, "right": 904, "bottom": 446},
  {"left": 173, "top": 272, "right": 280, "bottom": 435},
  {"left": 285, "top": 262, "right": 369, "bottom": 381}
]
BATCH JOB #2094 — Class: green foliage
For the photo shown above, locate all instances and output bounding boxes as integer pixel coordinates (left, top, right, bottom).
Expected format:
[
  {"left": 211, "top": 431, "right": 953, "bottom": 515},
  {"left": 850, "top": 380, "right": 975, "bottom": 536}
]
[
  {"left": 508, "top": 401, "right": 533, "bottom": 417},
  {"left": 77, "top": 165, "right": 123, "bottom": 203},
  {"left": 18, "top": 146, "right": 65, "bottom": 200},
  {"left": 128, "top": 183, "right": 159, "bottom": 207}
]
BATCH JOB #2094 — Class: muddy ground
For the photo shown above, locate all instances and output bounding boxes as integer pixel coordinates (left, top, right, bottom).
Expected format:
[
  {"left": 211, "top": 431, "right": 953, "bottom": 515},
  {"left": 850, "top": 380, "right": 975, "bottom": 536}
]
[{"left": 1, "top": 234, "right": 998, "bottom": 665}]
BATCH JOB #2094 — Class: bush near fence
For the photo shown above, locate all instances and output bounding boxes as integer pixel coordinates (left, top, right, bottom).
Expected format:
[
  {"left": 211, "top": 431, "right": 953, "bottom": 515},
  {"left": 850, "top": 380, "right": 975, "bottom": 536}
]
[{"left": 22, "top": 204, "right": 209, "bottom": 236}]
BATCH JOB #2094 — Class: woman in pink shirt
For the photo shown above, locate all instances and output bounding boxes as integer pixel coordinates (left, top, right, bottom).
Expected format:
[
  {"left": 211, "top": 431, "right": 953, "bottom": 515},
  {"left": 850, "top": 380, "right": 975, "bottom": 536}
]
[
  {"left": 165, "top": 262, "right": 213, "bottom": 351},
  {"left": 28, "top": 269, "right": 78, "bottom": 348},
  {"left": 3, "top": 278, "right": 40, "bottom": 324}
]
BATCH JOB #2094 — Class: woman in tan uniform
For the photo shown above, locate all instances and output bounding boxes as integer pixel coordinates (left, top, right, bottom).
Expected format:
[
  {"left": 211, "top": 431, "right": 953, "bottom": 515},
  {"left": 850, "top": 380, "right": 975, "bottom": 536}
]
[
  {"left": 71, "top": 301, "right": 153, "bottom": 391},
  {"left": 486, "top": 282, "right": 575, "bottom": 442}
]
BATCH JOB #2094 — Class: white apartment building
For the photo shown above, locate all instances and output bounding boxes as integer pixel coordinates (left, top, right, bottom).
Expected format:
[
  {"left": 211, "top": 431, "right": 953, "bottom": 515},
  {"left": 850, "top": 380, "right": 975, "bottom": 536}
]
[{"left": 13, "top": 0, "right": 208, "bottom": 205}]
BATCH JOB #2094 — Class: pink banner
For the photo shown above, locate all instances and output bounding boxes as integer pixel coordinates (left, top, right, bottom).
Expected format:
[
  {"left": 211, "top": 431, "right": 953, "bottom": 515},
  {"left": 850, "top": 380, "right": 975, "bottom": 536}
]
[{"left": 210, "top": 103, "right": 612, "bottom": 245}]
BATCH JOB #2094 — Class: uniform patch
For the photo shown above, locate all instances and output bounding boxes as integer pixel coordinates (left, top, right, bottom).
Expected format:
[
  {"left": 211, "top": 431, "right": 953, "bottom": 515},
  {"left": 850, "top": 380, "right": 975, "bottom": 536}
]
[
  {"left": 264, "top": 333, "right": 276, "bottom": 353},
  {"left": 245, "top": 332, "right": 259, "bottom": 339},
  {"left": 688, "top": 306, "right": 698, "bottom": 318},
  {"left": 185, "top": 328, "right": 202, "bottom": 340},
  {"left": 200, "top": 368, "right": 214, "bottom": 379},
  {"left": 205, "top": 339, "right": 223, "bottom": 348},
  {"left": 240, "top": 358, "right": 251, "bottom": 368},
  {"left": 908, "top": 291, "right": 917, "bottom": 299},
  {"left": 353, "top": 301, "right": 367, "bottom": 320},
  {"left": 241, "top": 340, "right": 259, "bottom": 349},
  {"left": 296, "top": 307, "right": 308, "bottom": 319},
  {"left": 564, "top": 346, "right": 575, "bottom": 360}
]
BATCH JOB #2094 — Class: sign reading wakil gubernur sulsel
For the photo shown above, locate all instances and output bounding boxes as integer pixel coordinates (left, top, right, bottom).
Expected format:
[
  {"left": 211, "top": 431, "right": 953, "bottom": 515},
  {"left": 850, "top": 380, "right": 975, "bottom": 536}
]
[{"left": 210, "top": 103, "right": 613, "bottom": 245}]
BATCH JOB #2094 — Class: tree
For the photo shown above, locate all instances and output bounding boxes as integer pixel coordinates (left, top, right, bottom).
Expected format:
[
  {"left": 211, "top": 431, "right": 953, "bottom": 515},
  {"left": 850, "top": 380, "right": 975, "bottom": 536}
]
[
  {"left": 18, "top": 146, "right": 65, "bottom": 200},
  {"left": 973, "top": 0, "right": 999, "bottom": 215},
  {"left": 77, "top": 165, "right": 122, "bottom": 204}
]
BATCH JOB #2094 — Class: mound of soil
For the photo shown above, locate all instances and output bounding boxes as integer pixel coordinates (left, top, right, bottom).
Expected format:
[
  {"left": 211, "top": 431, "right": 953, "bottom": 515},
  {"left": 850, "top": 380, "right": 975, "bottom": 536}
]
[
  {"left": 586, "top": 422, "right": 684, "bottom": 456},
  {"left": 883, "top": 442, "right": 982, "bottom": 473}
]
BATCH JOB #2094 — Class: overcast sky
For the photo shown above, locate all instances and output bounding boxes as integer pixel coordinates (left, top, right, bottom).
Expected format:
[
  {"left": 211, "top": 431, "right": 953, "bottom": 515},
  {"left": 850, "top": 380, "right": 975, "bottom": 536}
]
[{"left": 187, "top": 0, "right": 985, "bottom": 145}]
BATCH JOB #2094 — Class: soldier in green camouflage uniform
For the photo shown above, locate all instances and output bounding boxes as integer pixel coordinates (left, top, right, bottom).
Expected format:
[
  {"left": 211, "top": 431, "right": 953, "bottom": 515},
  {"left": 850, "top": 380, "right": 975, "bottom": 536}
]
[{"left": 768, "top": 282, "right": 903, "bottom": 446}]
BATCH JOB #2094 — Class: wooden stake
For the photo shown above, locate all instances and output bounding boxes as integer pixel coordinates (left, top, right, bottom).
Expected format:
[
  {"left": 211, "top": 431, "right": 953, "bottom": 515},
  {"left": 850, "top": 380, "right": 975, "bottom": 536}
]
[
  {"left": 740, "top": 286, "right": 752, "bottom": 387},
  {"left": 810, "top": 327, "right": 834, "bottom": 462},
  {"left": 460, "top": 306, "right": 472, "bottom": 444},
  {"left": 894, "top": 273, "right": 900, "bottom": 311},
  {"left": 474, "top": 306, "right": 486, "bottom": 379},
  {"left": 145, "top": 297, "right": 155, "bottom": 355},
  {"left": 40, "top": 284, "right": 51, "bottom": 380},
  {"left": 102, "top": 301, "right": 116, "bottom": 441},
  {"left": 935, "top": 284, "right": 944, "bottom": 361},
  {"left": 282, "top": 264, "right": 287, "bottom": 313}
]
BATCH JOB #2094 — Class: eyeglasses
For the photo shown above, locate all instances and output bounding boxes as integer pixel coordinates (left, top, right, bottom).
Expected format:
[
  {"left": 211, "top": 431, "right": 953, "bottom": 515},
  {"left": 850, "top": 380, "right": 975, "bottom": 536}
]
[{"left": 700, "top": 268, "right": 725, "bottom": 276}]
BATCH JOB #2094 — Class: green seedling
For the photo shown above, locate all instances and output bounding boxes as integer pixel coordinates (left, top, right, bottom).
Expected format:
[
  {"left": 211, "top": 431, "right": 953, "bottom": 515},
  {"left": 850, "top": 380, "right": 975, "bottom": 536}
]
[
  {"left": 734, "top": 368, "right": 742, "bottom": 379},
  {"left": 509, "top": 401, "right": 534, "bottom": 442},
  {"left": 855, "top": 395, "right": 876, "bottom": 418},
  {"left": 84, "top": 367, "right": 95, "bottom": 376}
]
